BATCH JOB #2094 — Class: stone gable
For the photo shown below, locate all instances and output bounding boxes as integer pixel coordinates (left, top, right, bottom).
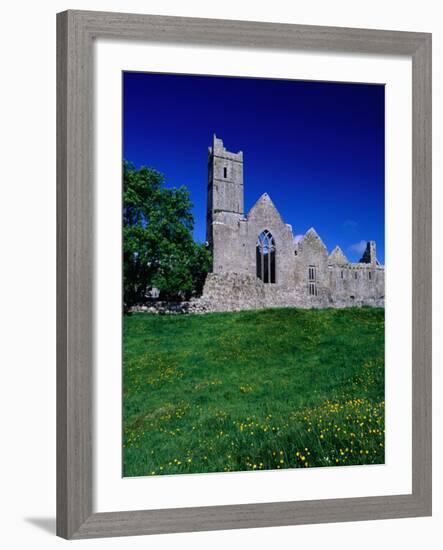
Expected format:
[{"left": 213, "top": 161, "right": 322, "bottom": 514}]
[{"left": 328, "top": 246, "right": 349, "bottom": 265}]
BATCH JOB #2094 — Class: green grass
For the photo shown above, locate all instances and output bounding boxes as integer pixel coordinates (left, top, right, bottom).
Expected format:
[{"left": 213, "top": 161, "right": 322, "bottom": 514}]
[{"left": 123, "top": 307, "right": 384, "bottom": 476}]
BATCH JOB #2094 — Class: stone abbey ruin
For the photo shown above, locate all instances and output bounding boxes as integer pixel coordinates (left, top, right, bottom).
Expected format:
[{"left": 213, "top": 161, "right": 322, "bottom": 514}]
[{"left": 198, "top": 135, "right": 385, "bottom": 312}]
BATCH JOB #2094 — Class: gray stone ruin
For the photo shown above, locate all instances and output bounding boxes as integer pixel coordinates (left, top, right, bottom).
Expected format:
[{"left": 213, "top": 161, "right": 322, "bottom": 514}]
[{"left": 197, "top": 135, "right": 385, "bottom": 312}]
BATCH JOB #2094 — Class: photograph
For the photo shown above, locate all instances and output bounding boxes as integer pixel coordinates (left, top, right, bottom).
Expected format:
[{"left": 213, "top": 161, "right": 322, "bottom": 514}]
[
  {"left": 122, "top": 71, "right": 385, "bottom": 477},
  {"left": 0, "top": 0, "right": 435, "bottom": 545}
]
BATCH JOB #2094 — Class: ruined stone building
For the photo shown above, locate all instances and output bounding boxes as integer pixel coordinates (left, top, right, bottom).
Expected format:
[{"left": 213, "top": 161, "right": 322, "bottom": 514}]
[{"left": 200, "top": 135, "right": 385, "bottom": 311}]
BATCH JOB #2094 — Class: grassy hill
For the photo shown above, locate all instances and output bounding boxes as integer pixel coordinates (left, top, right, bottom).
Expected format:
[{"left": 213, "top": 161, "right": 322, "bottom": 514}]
[{"left": 123, "top": 307, "right": 384, "bottom": 476}]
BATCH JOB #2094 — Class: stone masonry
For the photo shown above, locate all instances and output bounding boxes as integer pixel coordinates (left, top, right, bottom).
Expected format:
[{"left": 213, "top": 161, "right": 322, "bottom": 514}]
[{"left": 198, "top": 135, "right": 385, "bottom": 312}]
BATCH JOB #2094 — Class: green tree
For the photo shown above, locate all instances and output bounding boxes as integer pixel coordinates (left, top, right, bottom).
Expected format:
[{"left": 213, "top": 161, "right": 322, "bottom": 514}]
[{"left": 123, "top": 161, "right": 211, "bottom": 309}]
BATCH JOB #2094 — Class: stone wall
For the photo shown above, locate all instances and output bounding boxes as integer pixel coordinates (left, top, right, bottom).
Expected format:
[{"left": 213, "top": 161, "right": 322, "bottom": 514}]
[
  {"left": 197, "top": 270, "right": 384, "bottom": 312},
  {"left": 197, "top": 272, "right": 383, "bottom": 312},
  {"left": 328, "top": 264, "right": 385, "bottom": 307},
  {"left": 129, "top": 266, "right": 384, "bottom": 315}
]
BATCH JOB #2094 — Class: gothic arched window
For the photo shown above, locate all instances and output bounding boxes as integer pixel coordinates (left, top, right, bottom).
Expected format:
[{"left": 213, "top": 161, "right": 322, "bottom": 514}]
[{"left": 256, "top": 230, "right": 276, "bottom": 283}]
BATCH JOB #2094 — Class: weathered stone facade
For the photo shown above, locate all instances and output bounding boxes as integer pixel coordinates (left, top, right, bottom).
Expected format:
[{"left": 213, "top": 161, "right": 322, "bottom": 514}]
[{"left": 201, "top": 135, "right": 385, "bottom": 311}]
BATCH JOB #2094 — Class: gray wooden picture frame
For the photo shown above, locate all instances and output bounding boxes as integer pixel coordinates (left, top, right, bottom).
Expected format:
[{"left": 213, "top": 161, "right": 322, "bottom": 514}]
[{"left": 57, "top": 9, "right": 432, "bottom": 539}]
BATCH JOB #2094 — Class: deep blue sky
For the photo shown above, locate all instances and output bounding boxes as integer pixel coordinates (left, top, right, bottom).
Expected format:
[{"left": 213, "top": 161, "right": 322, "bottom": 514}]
[{"left": 123, "top": 72, "right": 385, "bottom": 263}]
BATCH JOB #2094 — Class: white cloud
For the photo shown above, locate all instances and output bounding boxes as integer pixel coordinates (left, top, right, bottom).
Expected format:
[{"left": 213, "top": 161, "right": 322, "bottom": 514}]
[
  {"left": 343, "top": 219, "right": 358, "bottom": 230},
  {"left": 348, "top": 240, "right": 367, "bottom": 255}
]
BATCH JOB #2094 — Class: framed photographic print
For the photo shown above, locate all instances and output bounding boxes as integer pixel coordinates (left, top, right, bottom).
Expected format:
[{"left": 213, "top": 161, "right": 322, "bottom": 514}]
[{"left": 57, "top": 10, "right": 432, "bottom": 539}]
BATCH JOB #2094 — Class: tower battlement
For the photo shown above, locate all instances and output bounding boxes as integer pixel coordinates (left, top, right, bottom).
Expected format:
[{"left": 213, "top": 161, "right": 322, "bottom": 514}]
[{"left": 208, "top": 135, "right": 243, "bottom": 162}]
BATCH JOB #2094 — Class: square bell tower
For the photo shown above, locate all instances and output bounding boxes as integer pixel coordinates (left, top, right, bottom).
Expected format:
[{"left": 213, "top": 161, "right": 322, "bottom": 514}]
[{"left": 206, "top": 135, "right": 244, "bottom": 247}]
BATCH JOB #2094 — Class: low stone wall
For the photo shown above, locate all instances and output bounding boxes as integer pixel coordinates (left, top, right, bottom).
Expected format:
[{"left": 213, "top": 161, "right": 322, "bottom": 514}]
[{"left": 129, "top": 300, "right": 210, "bottom": 315}]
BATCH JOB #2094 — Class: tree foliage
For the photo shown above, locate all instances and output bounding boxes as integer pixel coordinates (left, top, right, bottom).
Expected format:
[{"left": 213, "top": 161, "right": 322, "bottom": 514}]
[{"left": 123, "top": 161, "right": 211, "bottom": 308}]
